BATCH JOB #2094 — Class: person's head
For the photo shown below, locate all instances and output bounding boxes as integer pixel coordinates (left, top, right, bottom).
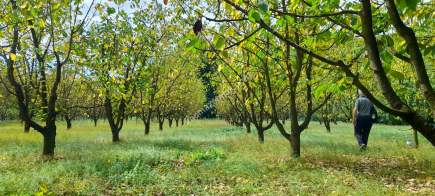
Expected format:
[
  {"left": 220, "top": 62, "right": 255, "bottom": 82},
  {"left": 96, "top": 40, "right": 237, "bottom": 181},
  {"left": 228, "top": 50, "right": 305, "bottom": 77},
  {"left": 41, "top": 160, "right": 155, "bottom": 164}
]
[{"left": 358, "top": 89, "right": 365, "bottom": 97}]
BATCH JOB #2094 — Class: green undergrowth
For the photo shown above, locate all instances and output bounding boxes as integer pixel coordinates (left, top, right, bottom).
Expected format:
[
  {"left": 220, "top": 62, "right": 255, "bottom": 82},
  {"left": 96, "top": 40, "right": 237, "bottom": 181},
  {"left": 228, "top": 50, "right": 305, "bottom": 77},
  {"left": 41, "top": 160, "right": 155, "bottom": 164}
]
[{"left": 0, "top": 120, "right": 433, "bottom": 195}]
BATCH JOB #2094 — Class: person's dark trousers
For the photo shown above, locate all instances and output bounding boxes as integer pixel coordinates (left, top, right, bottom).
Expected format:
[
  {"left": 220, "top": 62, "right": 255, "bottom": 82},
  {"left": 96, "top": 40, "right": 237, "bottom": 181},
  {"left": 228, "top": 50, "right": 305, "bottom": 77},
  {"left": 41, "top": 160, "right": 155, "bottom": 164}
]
[{"left": 354, "top": 115, "right": 373, "bottom": 146}]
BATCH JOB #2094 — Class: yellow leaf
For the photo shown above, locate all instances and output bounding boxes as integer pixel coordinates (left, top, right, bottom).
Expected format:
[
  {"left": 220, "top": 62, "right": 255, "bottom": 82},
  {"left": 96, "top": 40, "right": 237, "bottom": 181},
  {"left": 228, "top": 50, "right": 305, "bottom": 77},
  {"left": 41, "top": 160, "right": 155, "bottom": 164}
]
[
  {"left": 38, "top": 20, "right": 45, "bottom": 28},
  {"left": 10, "top": 53, "right": 17, "bottom": 61},
  {"left": 217, "top": 64, "right": 223, "bottom": 72},
  {"left": 20, "top": 2, "right": 28, "bottom": 9}
]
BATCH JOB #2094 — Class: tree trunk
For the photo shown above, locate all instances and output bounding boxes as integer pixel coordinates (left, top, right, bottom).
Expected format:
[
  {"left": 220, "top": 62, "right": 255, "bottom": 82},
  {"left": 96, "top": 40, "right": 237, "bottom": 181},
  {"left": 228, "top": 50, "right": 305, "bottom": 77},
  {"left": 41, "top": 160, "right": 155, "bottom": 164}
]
[
  {"left": 168, "top": 118, "right": 173, "bottom": 128},
  {"left": 358, "top": 1, "right": 435, "bottom": 144},
  {"left": 176, "top": 118, "right": 179, "bottom": 127},
  {"left": 360, "top": 0, "right": 407, "bottom": 110},
  {"left": 144, "top": 121, "right": 150, "bottom": 135},
  {"left": 323, "top": 116, "right": 331, "bottom": 133},
  {"left": 290, "top": 132, "right": 301, "bottom": 158},
  {"left": 181, "top": 118, "right": 185, "bottom": 125},
  {"left": 325, "top": 120, "right": 331, "bottom": 133},
  {"left": 92, "top": 98, "right": 98, "bottom": 127},
  {"left": 104, "top": 95, "right": 125, "bottom": 143},
  {"left": 65, "top": 116, "right": 72, "bottom": 130},
  {"left": 42, "top": 127, "right": 56, "bottom": 156},
  {"left": 66, "top": 120, "right": 72, "bottom": 130},
  {"left": 257, "top": 129, "right": 265, "bottom": 143},
  {"left": 244, "top": 122, "right": 251, "bottom": 133},
  {"left": 24, "top": 121, "right": 30, "bottom": 133},
  {"left": 158, "top": 119, "right": 164, "bottom": 131},
  {"left": 112, "top": 130, "right": 120, "bottom": 142},
  {"left": 413, "top": 129, "right": 419, "bottom": 148},
  {"left": 144, "top": 113, "right": 151, "bottom": 135}
]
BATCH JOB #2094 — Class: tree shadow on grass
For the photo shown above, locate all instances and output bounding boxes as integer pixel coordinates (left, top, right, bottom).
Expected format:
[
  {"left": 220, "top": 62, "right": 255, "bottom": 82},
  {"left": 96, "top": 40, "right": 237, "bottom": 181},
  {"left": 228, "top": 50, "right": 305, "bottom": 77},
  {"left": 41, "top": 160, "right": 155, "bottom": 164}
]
[
  {"left": 293, "top": 147, "right": 435, "bottom": 190},
  {"left": 279, "top": 137, "right": 435, "bottom": 187},
  {"left": 301, "top": 155, "right": 434, "bottom": 192}
]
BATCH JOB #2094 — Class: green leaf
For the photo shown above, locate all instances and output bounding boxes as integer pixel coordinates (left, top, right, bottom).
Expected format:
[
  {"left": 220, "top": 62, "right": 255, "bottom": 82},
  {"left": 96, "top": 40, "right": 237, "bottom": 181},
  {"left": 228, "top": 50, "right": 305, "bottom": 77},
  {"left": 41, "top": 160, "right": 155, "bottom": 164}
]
[
  {"left": 381, "top": 51, "right": 393, "bottom": 66},
  {"left": 186, "top": 37, "right": 199, "bottom": 49},
  {"left": 215, "top": 37, "right": 225, "bottom": 51},
  {"left": 107, "top": 7, "right": 116, "bottom": 15},
  {"left": 314, "top": 83, "right": 328, "bottom": 97},
  {"left": 406, "top": 0, "right": 420, "bottom": 10},
  {"left": 350, "top": 15, "right": 358, "bottom": 26},
  {"left": 276, "top": 17, "right": 286, "bottom": 27},
  {"left": 248, "top": 10, "right": 261, "bottom": 22},
  {"left": 397, "top": 0, "right": 420, "bottom": 11},
  {"left": 217, "top": 64, "right": 223, "bottom": 72},
  {"left": 284, "top": 15, "right": 294, "bottom": 24},
  {"left": 222, "top": 50, "right": 229, "bottom": 58},
  {"left": 385, "top": 35, "right": 394, "bottom": 47},
  {"left": 390, "top": 70, "right": 404, "bottom": 80},
  {"left": 258, "top": 3, "right": 268, "bottom": 13},
  {"left": 256, "top": 50, "right": 265, "bottom": 59}
]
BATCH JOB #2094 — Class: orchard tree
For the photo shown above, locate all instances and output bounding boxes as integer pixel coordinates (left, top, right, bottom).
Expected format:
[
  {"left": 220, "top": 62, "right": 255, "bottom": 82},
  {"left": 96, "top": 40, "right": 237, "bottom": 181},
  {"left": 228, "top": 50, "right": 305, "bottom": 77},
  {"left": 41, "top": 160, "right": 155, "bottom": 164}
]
[
  {"left": 57, "top": 66, "right": 85, "bottom": 129},
  {"left": 165, "top": 62, "right": 206, "bottom": 125},
  {"left": 131, "top": 1, "right": 178, "bottom": 134},
  {"left": 83, "top": 82, "right": 104, "bottom": 127},
  {"left": 86, "top": 5, "right": 145, "bottom": 142},
  {"left": 153, "top": 59, "right": 190, "bottom": 131},
  {"left": 0, "top": 0, "right": 93, "bottom": 156}
]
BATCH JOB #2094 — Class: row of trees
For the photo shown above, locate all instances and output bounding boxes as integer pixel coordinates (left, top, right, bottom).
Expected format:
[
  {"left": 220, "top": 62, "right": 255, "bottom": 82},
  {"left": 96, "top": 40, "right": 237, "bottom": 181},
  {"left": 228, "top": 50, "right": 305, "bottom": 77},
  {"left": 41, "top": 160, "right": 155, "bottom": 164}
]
[
  {"left": 0, "top": 0, "right": 205, "bottom": 156},
  {"left": 176, "top": 0, "right": 434, "bottom": 157}
]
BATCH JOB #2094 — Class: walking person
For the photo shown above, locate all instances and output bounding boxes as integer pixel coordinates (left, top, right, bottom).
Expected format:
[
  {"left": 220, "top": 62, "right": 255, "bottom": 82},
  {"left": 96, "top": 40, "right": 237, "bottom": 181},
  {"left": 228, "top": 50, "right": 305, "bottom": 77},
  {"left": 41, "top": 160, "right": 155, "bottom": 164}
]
[{"left": 352, "top": 90, "right": 378, "bottom": 150}]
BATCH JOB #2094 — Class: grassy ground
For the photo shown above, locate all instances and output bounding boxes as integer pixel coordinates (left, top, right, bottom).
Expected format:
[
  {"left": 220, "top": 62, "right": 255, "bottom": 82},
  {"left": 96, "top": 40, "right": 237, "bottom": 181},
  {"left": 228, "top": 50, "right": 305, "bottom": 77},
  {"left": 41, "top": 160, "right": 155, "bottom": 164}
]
[{"left": 0, "top": 119, "right": 434, "bottom": 195}]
